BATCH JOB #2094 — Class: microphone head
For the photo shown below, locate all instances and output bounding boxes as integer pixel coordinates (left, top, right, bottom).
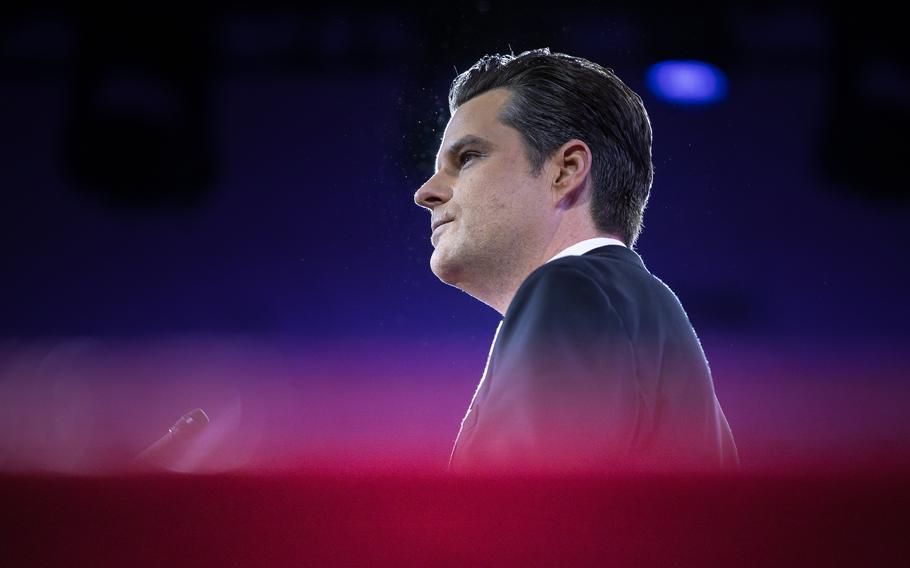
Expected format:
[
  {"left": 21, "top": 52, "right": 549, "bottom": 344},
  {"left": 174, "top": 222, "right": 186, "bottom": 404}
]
[
  {"left": 135, "top": 408, "right": 211, "bottom": 470},
  {"left": 169, "top": 408, "right": 210, "bottom": 436}
]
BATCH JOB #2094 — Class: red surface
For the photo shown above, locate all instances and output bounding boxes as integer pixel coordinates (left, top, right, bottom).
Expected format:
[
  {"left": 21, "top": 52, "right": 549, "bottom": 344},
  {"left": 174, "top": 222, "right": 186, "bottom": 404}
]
[{"left": 2, "top": 469, "right": 908, "bottom": 567}]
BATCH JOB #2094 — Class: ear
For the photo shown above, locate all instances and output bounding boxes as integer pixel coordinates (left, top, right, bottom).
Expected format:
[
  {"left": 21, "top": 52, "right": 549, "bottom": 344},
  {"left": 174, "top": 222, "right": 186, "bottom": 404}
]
[{"left": 550, "top": 139, "right": 593, "bottom": 208}]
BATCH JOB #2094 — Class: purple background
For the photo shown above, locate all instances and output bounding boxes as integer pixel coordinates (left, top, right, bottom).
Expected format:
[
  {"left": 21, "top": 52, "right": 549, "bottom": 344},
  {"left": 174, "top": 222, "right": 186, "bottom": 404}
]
[{"left": 1, "top": 2, "right": 907, "bottom": 473}]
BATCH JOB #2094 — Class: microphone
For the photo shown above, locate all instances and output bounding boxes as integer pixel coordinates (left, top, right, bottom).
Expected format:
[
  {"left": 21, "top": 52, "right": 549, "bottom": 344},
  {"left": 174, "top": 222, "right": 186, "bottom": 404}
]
[{"left": 135, "top": 408, "right": 210, "bottom": 469}]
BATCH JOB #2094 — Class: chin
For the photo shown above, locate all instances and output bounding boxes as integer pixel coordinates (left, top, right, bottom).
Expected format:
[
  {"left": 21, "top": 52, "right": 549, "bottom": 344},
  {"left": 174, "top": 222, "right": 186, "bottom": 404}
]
[{"left": 430, "top": 248, "right": 464, "bottom": 285}]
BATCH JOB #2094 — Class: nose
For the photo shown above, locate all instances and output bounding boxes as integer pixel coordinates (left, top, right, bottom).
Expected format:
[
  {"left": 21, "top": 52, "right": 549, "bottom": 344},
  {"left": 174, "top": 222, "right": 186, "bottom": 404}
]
[{"left": 413, "top": 171, "right": 452, "bottom": 211}]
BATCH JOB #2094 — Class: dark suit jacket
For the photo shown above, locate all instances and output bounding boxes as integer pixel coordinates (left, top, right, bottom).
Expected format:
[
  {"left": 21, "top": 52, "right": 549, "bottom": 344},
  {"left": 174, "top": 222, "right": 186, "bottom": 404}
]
[{"left": 448, "top": 245, "right": 738, "bottom": 474}]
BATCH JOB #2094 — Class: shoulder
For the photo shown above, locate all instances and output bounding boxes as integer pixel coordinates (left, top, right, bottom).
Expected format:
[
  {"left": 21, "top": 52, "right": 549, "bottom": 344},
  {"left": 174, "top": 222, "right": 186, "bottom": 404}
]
[
  {"left": 502, "top": 261, "right": 622, "bottom": 340},
  {"left": 507, "top": 253, "right": 629, "bottom": 315},
  {"left": 510, "top": 261, "right": 607, "bottom": 310},
  {"left": 493, "top": 259, "right": 636, "bottom": 378}
]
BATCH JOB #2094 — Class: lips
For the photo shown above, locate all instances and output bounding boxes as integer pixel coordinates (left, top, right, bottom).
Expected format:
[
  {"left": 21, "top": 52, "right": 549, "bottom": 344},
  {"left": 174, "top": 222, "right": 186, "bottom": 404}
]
[
  {"left": 431, "top": 219, "right": 452, "bottom": 246},
  {"left": 431, "top": 218, "right": 453, "bottom": 232}
]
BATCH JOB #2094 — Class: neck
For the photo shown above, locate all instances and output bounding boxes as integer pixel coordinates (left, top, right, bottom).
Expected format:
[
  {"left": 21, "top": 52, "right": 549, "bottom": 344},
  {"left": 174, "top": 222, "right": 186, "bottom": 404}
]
[{"left": 479, "top": 229, "right": 622, "bottom": 316}]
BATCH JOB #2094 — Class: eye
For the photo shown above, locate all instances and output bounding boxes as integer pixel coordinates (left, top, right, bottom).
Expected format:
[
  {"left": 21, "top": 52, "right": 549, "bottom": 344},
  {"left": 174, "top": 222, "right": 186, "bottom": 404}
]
[{"left": 458, "top": 151, "right": 480, "bottom": 167}]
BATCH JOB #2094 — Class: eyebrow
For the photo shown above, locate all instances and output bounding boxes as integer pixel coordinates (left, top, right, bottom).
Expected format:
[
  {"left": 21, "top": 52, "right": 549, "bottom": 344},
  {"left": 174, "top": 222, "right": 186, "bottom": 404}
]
[{"left": 435, "top": 135, "right": 495, "bottom": 174}]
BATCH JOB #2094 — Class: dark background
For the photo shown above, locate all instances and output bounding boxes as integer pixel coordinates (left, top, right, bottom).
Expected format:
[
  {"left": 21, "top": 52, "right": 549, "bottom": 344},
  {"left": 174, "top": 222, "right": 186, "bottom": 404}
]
[{"left": 0, "top": 1, "right": 907, "bottom": 473}]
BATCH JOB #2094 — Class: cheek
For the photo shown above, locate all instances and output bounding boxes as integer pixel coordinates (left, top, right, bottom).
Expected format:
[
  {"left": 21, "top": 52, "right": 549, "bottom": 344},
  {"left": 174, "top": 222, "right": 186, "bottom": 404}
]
[{"left": 457, "top": 176, "right": 516, "bottom": 235}]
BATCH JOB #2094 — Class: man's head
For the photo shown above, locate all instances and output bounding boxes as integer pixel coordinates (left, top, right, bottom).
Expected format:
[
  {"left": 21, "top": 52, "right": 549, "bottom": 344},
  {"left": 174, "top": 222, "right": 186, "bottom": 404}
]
[{"left": 414, "top": 48, "right": 653, "bottom": 311}]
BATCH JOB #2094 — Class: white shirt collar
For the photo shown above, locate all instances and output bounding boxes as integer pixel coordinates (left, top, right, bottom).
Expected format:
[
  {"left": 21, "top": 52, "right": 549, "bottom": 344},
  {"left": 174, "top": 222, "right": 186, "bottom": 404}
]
[{"left": 545, "top": 237, "right": 626, "bottom": 264}]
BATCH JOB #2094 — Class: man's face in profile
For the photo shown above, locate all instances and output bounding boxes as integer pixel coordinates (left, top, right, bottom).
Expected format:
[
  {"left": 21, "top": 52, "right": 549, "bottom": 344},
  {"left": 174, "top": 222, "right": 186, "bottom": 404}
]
[{"left": 414, "top": 88, "right": 552, "bottom": 294}]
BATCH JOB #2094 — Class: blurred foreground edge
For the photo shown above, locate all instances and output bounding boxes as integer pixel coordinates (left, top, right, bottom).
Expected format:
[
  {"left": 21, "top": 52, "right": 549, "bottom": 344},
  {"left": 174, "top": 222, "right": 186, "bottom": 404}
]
[{"left": 1, "top": 467, "right": 907, "bottom": 567}]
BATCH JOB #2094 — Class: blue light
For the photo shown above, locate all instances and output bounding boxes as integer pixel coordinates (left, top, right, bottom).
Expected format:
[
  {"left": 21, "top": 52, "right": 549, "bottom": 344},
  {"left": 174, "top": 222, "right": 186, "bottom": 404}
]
[{"left": 646, "top": 60, "right": 728, "bottom": 105}]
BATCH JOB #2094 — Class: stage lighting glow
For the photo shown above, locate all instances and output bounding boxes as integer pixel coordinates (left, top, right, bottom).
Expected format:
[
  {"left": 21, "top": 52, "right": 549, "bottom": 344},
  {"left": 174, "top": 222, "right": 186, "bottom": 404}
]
[{"left": 646, "top": 60, "right": 727, "bottom": 105}]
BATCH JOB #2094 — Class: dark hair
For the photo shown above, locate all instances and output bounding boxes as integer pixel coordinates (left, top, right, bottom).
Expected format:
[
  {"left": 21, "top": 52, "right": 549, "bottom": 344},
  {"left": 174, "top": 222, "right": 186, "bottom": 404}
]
[{"left": 448, "top": 48, "right": 654, "bottom": 248}]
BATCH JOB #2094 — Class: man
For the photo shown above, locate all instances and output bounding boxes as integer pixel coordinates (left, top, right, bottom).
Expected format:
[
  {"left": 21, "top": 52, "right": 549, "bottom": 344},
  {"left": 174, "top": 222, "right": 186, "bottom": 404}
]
[{"left": 413, "top": 48, "right": 738, "bottom": 474}]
